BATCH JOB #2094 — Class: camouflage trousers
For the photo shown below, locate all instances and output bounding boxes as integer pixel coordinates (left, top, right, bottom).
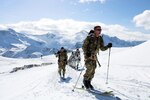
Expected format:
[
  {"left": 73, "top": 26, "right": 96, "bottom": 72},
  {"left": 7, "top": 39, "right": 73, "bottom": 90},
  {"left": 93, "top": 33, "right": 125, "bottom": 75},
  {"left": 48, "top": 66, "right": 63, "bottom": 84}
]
[
  {"left": 83, "top": 59, "right": 97, "bottom": 81},
  {"left": 58, "top": 61, "right": 66, "bottom": 77}
]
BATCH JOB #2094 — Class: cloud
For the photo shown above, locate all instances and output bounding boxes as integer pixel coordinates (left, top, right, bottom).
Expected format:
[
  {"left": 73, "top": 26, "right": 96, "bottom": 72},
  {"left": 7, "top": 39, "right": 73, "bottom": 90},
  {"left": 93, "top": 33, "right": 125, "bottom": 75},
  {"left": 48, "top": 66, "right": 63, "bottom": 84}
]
[
  {"left": 0, "top": 25, "right": 7, "bottom": 30},
  {"left": 0, "top": 18, "right": 150, "bottom": 41},
  {"left": 79, "top": 0, "right": 106, "bottom": 4},
  {"left": 1, "top": 18, "right": 99, "bottom": 35},
  {"left": 133, "top": 10, "right": 150, "bottom": 30}
]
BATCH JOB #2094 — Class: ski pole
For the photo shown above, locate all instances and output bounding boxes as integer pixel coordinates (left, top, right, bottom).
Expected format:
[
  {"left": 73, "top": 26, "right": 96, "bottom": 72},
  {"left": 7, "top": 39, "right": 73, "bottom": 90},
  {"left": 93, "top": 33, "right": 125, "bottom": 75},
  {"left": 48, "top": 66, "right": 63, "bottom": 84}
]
[
  {"left": 96, "top": 55, "right": 101, "bottom": 67},
  {"left": 106, "top": 48, "right": 111, "bottom": 84},
  {"left": 72, "top": 68, "right": 84, "bottom": 92}
]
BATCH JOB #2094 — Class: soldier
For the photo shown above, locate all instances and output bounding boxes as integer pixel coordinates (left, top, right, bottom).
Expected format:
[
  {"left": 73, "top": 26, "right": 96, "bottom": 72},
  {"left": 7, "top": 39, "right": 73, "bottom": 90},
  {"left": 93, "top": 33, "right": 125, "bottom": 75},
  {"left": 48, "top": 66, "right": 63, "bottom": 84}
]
[
  {"left": 82, "top": 26, "right": 112, "bottom": 89},
  {"left": 56, "top": 47, "right": 68, "bottom": 79},
  {"left": 68, "top": 52, "right": 76, "bottom": 68},
  {"left": 40, "top": 55, "right": 43, "bottom": 59},
  {"left": 74, "top": 48, "right": 81, "bottom": 70}
]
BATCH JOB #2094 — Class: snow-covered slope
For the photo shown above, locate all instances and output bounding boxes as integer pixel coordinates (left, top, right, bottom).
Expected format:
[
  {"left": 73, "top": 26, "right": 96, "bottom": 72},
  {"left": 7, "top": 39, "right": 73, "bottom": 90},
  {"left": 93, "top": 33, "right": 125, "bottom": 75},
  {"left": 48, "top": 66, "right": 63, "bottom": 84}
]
[
  {"left": 0, "top": 41, "right": 150, "bottom": 100},
  {"left": 110, "top": 40, "right": 150, "bottom": 66}
]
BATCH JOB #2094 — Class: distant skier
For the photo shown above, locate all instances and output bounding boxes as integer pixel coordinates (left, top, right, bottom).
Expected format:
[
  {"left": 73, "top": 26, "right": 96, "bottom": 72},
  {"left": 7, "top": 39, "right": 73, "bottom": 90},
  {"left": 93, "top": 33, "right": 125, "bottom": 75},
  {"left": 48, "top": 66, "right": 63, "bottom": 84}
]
[
  {"left": 68, "top": 52, "right": 76, "bottom": 68},
  {"left": 82, "top": 26, "right": 112, "bottom": 89},
  {"left": 68, "top": 49, "right": 81, "bottom": 70},
  {"left": 74, "top": 48, "right": 81, "bottom": 70},
  {"left": 41, "top": 55, "right": 43, "bottom": 59},
  {"left": 56, "top": 47, "right": 68, "bottom": 79}
]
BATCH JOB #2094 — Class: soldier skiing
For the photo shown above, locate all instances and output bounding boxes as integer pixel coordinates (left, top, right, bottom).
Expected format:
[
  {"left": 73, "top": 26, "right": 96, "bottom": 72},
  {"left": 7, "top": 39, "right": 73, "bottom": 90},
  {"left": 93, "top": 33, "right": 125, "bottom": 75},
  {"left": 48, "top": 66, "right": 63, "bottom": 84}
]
[
  {"left": 74, "top": 48, "right": 81, "bottom": 70},
  {"left": 56, "top": 47, "right": 68, "bottom": 80},
  {"left": 68, "top": 49, "right": 81, "bottom": 70},
  {"left": 82, "top": 26, "right": 112, "bottom": 90}
]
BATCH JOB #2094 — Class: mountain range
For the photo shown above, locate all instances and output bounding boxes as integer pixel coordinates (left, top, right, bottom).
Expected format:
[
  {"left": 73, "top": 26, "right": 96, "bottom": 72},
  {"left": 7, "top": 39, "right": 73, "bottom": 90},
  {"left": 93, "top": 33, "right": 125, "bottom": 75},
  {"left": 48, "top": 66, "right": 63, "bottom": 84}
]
[{"left": 0, "top": 28, "right": 145, "bottom": 58}]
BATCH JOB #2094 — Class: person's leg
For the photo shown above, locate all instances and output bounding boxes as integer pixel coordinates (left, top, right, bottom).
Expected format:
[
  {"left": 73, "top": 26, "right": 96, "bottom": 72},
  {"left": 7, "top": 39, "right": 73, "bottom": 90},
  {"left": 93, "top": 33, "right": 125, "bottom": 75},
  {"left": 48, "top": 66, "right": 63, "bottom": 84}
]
[
  {"left": 88, "top": 60, "right": 96, "bottom": 89},
  {"left": 83, "top": 64, "right": 93, "bottom": 80},
  {"left": 83, "top": 60, "right": 93, "bottom": 89},
  {"left": 76, "top": 60, "right": 79, "bottom": 70},
  {"left": 58, "top": 63, "right": 62, "bottom": 77},
  {"left": 62, "top": 62, "right": 66, "bottom": 78}
]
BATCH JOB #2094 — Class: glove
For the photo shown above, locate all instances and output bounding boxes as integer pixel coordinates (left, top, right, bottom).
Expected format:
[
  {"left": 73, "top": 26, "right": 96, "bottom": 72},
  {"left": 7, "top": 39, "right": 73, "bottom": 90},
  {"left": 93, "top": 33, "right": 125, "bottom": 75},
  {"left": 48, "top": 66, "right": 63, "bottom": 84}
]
[
  {"left": 64, "top": 59, "right": 67, "bottom": 62},
  {"left": 107, "top": 43, "right": 112, "bottom": 48},
  {"left": 86, "top": 53, "right": 91, "bottom": 57}
]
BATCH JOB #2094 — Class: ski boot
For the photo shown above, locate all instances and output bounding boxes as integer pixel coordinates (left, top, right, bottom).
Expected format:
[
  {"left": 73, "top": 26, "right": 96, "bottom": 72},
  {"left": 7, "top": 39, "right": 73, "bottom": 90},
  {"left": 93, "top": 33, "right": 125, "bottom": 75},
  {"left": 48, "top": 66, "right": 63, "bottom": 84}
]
[
  {"left": 88, "top": 80, "right": 94, "bottom": 90},
  {"left": 83, "top": 80, "right": 89, "bottom": 90}
]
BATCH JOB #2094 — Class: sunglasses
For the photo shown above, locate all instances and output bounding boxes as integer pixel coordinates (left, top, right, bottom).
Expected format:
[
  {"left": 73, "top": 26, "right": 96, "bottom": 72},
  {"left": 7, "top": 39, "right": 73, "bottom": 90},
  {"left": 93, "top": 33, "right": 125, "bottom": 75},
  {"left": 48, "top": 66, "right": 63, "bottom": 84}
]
[{"left": 95, "top": 29, "right": 101, "bottom": 31}]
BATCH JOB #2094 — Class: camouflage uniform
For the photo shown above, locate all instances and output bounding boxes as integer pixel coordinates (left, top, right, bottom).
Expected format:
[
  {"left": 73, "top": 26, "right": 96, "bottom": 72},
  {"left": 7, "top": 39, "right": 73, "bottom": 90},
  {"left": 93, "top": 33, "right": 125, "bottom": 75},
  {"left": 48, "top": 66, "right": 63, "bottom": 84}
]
[
  {"left": 82, "top": 35, "right": 108, "bottom": 81},
  {"left": 56, "top": 49, "right": 68, "bottom": 78}
]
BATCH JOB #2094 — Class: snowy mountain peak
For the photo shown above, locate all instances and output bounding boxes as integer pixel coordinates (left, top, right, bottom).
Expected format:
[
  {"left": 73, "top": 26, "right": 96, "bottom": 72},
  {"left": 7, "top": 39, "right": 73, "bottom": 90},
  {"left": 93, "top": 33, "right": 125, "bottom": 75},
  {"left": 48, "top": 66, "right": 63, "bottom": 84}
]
[
  {"left": 8, "top": 28, "right": 16, "bottom": 33},
  {"left": 0, "top": 28, "right": 146, "bottom": 58},
  {"left": 46, "top": 33, "right": 56, "bottom": 38}
]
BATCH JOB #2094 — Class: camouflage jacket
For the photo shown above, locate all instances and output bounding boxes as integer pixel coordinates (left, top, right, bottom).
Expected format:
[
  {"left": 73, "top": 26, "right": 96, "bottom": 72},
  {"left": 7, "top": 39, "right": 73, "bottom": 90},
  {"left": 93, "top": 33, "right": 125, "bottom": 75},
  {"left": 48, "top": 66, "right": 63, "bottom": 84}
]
[
  {"left": 82, "top": 35, "right": 108, "bottom": 59},
  {"left": 56, "top": 50, "right": 68, "bottom": 62}
]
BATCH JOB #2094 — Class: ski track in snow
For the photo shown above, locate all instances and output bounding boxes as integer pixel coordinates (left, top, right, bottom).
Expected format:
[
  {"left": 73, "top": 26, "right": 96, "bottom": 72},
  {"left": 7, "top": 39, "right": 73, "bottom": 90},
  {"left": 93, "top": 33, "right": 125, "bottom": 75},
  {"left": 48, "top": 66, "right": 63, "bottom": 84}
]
[
  {"left": 0, "top": 63, "right": 119, "bottom": 100},
  {"left": 0, "top": 43, "right": 150, "bottom": 100},
  {"left": 104, "top": 66, "right": 150, "bottom": 100}
]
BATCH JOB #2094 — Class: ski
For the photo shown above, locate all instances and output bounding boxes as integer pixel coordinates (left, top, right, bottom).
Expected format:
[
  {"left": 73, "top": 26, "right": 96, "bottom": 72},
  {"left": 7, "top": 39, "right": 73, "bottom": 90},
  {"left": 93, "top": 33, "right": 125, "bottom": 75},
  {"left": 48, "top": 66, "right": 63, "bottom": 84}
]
[
  {"left": 69, "top": 65, "right": 84, "bottom": 71},
  {"left": 90, "top": 90, "right": 113, "bottom": 96},
  {"left": 75, "top": 87, "right": 114, "bottom": 96},
  {"left": 60, "top": 77, "right": 66, "bottom": 81}
]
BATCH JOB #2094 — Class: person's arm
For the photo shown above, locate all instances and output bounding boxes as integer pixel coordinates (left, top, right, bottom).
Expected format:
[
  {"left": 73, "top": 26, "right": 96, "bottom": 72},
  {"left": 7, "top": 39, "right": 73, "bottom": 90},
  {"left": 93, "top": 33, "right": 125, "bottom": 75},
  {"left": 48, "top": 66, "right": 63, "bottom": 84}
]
[
  {"left": 66, "top": 51, "right": 68, "bottom": 60},
  {"left": 99, "top": 36, "right": 108, "bottom": 51},
  {"left": 82, "top": 36, "right": 92, "bottom": 57},
  {"left": 65, "top": 50, "right": 68, "bottom": 64}
]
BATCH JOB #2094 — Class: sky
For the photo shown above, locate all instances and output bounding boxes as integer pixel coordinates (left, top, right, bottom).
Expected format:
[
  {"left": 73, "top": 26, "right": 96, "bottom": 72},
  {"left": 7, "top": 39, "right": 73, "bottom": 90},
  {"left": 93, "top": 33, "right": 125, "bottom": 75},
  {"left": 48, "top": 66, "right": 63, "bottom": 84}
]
[{"left": 0, "top": 0, "right": 150, "bottom": 39}]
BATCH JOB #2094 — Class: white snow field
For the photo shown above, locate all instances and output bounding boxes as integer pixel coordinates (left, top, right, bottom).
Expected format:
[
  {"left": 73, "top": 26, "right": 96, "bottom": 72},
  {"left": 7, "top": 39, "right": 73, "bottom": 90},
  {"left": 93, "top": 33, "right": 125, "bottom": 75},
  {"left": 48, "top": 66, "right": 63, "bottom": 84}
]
[{"left": 0, "top": 41, "right": 150, "bottom": 100}]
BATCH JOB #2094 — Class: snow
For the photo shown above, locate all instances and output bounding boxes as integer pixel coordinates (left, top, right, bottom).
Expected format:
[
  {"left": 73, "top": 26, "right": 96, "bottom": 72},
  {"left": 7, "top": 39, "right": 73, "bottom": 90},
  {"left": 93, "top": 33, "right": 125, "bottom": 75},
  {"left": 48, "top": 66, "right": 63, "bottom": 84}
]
[{"left": 0, "top": 41, "right": 150, "bottom": 100}]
